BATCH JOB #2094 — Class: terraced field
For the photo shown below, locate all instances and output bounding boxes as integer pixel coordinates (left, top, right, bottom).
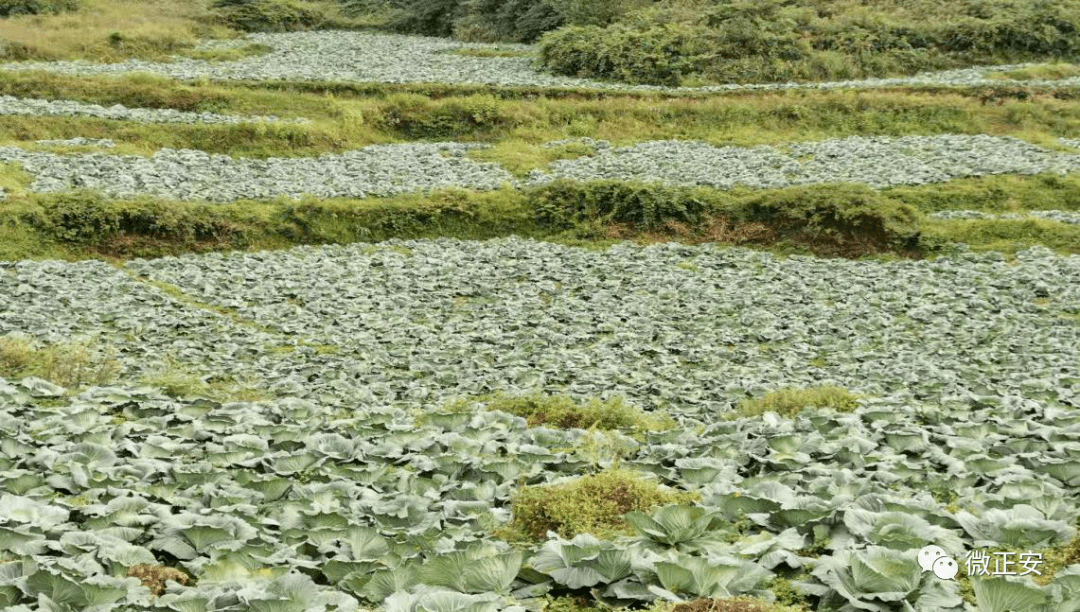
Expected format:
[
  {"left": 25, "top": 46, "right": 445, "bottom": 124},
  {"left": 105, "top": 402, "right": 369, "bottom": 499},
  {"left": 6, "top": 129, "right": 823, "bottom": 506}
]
[{"left": 1, "top": 3, "right": 1079, "bottom": 612}]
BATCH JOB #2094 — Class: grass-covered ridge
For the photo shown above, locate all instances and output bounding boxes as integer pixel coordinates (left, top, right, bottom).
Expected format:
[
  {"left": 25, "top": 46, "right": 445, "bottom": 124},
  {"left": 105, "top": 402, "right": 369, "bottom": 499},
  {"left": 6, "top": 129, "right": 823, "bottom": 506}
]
[
  {"left": 1, "top": 71, "right": 1079, "bottom": 161},
  {"left": 3, "top": 175, "right": 1080, "bottom": 262}
]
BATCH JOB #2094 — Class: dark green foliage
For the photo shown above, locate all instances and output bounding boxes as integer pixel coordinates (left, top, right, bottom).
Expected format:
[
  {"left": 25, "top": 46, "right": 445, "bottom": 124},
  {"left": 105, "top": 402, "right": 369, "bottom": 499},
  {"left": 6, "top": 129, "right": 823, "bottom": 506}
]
[
  {"left": 540, "top": 23, "right": 720, "bottom": 86},
  {"left": 212, "top": 0, "right": 326, "bottom": 33},
  {"left": 0, "top": 0, "right": 78, "bottom": 17},
  {"left": 539, "top": 0, "right": 1080, "bottom": 85},
  {"left": 455, "top": 0, "right": 563, "bottom": 42},
  {"left": 384, "top": 0, "right": 631, "bottom": 42},
  {"left": 529, "top": 179, "right": 708, "bottom": 230},
  {"left": 732, "top": 183, "right": 922, "bottom": 252},
  {"left": 387, "top": 0, "right": 467, "bottom": 37},
  {"left": 527, "top": 180, "right": 922, "bottom": 255},
  {"left": 29, "top": 191, "right": 249, "bottom": 247}
]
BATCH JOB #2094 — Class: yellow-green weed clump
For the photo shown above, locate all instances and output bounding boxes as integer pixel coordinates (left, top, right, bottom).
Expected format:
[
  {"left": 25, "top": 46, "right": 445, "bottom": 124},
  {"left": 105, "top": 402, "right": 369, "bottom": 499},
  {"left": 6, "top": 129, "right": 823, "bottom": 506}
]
[
  {"left": 0, "top": 334, "right": 119, "bottom": 388},
  {"left": 735, "top": 385, "right": 861, "bottom": 419},
  {"left": 502, "top": 469, "right": 697, "bottom": 541},
  {"left": 127, "top": 564, "right": 190, "bottom": 596},
  {"left": 481, "top": 392, "right": 674, "bottom": 432}
]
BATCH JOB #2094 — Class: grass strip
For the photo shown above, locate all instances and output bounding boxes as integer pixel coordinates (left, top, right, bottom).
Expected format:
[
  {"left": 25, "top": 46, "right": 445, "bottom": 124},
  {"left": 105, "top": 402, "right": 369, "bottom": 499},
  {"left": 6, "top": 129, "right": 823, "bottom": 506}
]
[
  {"left": 0, "top": 72, "right": 1078, "bottom": 164},
  {"left": 2, "top": 174, "right": 1079, "bottom": 262}
]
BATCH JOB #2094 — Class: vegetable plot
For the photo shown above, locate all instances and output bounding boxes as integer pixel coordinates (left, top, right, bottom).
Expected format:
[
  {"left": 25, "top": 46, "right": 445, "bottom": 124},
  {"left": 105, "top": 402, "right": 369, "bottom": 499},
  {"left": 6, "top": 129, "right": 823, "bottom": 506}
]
[{"left": 0, "top": 237, "right": 1078, "bottom": 611}]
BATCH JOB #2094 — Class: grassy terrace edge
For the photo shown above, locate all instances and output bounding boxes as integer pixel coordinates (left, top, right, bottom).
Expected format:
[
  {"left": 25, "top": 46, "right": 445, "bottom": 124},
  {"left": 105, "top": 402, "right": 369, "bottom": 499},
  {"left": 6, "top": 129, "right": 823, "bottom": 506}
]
[{"left": 2, "top": 174, "right": 1079, "bottom": 262}]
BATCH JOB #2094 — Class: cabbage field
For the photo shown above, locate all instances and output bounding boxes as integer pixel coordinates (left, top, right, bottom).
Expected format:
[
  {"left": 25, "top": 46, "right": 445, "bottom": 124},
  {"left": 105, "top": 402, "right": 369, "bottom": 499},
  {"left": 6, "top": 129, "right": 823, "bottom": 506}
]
[
  {"left": 1, "top": 4, "right": 1079, "bottom": 612},
  {"left": 2, "top": 239, "right": 1080, "bottom": 611}
]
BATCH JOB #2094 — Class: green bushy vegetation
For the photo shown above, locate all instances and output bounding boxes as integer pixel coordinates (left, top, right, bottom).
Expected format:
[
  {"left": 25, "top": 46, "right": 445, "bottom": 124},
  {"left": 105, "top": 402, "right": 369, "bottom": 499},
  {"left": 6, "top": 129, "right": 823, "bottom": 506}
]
[
  {"left": 530, "top": 180, "right": 921, "bottom": 257},
  {"left": 382, "top": 0, "right": 641, "bottom": 42},
  {"left": 501, "top": 469, "right": 697, "bottom": 541},
  {"left": 538, "top": 0, "right": 1080, "bottom": 86},
  {"left": 212, "top": 0, "right": 326, "bottom": 32},
  {"left": 0, "top": 0, "right": 78, "bottom": 16},
  {"left": 0, "top": 334, "right": 119, "bottom": 388},
  {"left": 374, "top": 92, "right": 510, "bottom": 138},
  {"left": 734, "top": 385, "right": 862, "bottom": 419},
  {"left": 4, "top": 174, "right": 1080, "bottom": 263}
]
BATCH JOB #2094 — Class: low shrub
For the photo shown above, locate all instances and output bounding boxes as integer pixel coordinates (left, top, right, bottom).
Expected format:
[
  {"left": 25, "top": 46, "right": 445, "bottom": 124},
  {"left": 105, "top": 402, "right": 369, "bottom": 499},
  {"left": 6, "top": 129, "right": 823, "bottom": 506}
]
[
  {"left": 502, "top": 469, "right": 696, "bottom": 541},
  {"left": 212, "top": 0, "right": 326, "bottom": 32},
  {"left": 528, "top": 180, "right": 919, "bottom": 256},
  {"left": 529, "top": 180, "right": 709, "bottom": 231},
  {"left": 540, "top": 23, "right": 721, "bottom": 87},
  {"left": 0, "top": 0, "right": 78, "bottom": 17},
  {"left": 34, "top": 191, "right": 245, "bottom": 246},
  {"left": 731, "top": 183, "right": 922, "bottom": 254},
  {"left": 735, "top": 385, "right": 861, "bottom": 419}
]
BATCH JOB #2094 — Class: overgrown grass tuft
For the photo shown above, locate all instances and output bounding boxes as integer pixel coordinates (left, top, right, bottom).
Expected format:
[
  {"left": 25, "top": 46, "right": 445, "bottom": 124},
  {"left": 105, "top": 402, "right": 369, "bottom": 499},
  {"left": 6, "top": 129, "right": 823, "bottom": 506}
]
[
  {"left": 0, "top": 334, "right": 120, "bottom": 388},
  {"left": 139, "top": 365, "right": 270, "bottom": 401},
  {"left": 734, "top": 385, "right": 862, "bottom": 419},
  {"left": 500, "top": 469, "right": 698, "bottom": 541},
  {"left": 477, "top": 391, "right": 674, "bottom": 432}
]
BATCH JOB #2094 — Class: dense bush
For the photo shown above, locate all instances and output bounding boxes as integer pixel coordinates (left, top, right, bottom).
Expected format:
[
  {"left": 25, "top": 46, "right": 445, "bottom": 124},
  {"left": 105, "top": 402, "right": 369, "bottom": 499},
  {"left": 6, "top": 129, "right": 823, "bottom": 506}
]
[
  {"left": 538, "top": 0, "right": 1080, "bottom": 85},
  {"left": 451, "top": 0, "right": 563, "bottom": 42},
  {"left": 529, "top": 179, "right": 709, "bottom": 230},
  {"left": 212, "top": 0, "right": 326, "bottom": 33},
  {"left": 0, "top": 0, "right": 78, "bottom": 17},
  {"left": 527, "top": 180, "right": 922, "bottom": 255},
  {"left": 386, "top": 0, "right": 466, "bottom": 37},
  {"left": 733, "top": 183, "right": 922, "bottom": 252},
  {"left": 540, "top": 23, "right": 721, "bottom": 87},
  {"left": 386, "top": 0, "right": 641, "bottom": 41}
]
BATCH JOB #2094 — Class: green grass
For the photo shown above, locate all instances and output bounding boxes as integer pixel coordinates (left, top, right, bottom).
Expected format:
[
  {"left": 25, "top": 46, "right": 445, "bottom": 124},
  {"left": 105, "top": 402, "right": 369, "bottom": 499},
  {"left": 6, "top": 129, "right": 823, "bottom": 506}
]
[
  {"left": 988, "top": 63, "right": 1080, "bottom": 81},
  {"left": 734, "top": 386, "right": 862, "bottom": 419},
  {"left": 173, "top": 43, "right": 275, "bottom": 62},
  {"left": 1, "top": 71, "right": 1079, "bottom": 163},
  {"left": 0, "top": 334, "right": 120, "bottom": 388}
]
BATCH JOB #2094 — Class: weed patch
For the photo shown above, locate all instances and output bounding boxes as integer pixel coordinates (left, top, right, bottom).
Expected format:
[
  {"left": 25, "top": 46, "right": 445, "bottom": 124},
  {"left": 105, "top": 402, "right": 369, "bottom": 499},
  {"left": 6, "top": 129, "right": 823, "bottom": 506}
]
[
  {"left": 0, "top": 333, "right": 119, "bottom": 388},
  {"left": 735, "top": 385, "right": 862, "bottom": 419},
  {"left": 467, "top": 391, "right": 673, "bottom": 432},
  {"left": 501, "top": 469, "right": 697, "bottom": 541}
]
